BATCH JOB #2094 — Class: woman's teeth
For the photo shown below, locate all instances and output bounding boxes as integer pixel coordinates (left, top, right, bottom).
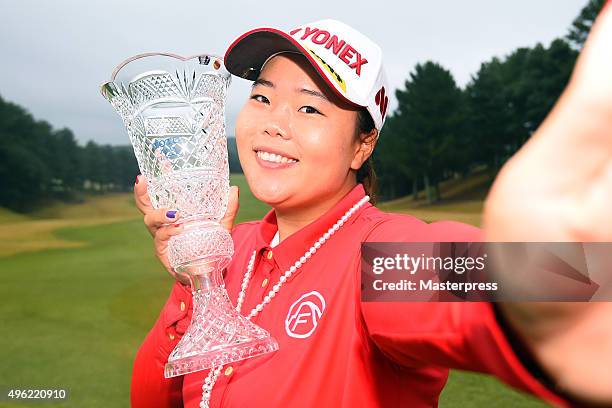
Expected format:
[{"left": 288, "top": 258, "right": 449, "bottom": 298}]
[{"left": 256, "top": 150, "right": 297, "bottom": 164}]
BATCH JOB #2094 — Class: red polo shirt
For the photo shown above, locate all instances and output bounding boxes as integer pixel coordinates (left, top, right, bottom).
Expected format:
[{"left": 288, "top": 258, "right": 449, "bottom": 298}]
[{"left": 131, "top": 184, "right": 568, "bottom": 407}]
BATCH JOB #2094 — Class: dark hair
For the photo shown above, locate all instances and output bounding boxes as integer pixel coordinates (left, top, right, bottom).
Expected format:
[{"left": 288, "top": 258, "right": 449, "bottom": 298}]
[{"left": 355, "top": 109, "right": 378, "bottom": 204}]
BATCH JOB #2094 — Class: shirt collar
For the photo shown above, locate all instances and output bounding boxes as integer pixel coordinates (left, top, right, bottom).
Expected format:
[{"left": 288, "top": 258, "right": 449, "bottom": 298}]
[{"left": 254, "top": 183, "right": 371, "bottom": 273}]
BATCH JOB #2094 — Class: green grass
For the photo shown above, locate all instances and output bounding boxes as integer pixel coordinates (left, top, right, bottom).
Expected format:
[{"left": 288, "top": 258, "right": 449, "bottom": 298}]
[
  {"left": 0, "top": 208, "right": 29, "bottom": 223},
  {"left": 0, "top": 194, "right": 141, "bottom": 258},
  {"left": 0, "top": 219, "right": 160, "bottom": 407},
  {"left": 378, "top": 168, "right": 493, "bottom": 227},
  {"left": 228, "top": 173, "right": 272, "bottom": 222},
  {"left": 31, "top": 192, "right": 139, "bottom": 220},
  {"left": 0, "top": 173, "right": 547, "bottom": 407},
  {"left": 440, "top": 370, "right": 547, "bottom": 407}
]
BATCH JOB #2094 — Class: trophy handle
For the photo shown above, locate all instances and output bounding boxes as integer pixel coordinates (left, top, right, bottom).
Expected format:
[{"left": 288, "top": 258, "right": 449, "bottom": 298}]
[{"left": 108, "top": 52, "right": 226, "bottom": 81}]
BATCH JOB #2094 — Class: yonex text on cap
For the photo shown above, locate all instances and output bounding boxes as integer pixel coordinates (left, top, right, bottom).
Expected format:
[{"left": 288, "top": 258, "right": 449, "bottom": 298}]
[{"left": 224, "top": 19, "right": 389, "bottom": 132}]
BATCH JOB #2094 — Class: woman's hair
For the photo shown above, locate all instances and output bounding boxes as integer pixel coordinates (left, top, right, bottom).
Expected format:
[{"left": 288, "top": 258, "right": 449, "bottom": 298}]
[{"left": 355, "top": 108, "right": 378, "bottom": 204}]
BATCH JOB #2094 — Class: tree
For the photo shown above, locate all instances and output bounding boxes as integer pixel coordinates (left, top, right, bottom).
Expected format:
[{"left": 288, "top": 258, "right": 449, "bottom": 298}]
[
  {"left": 54, "top": 128, "right": 83, "bottom": 190},
  {"left": 227, "top": 137, "right": 243, "bottom": 173},
  {"left": 465, "top": 57, "right": 513, "bottom": 170},
  {"left": 112, "top": 146, "right": 139, "bottom": 191},
  {"left": 392, "top": 62, "right": 465, "bottom": 203},
  {"left": 566, "top": 0, "right": 606, "bottom": 49},
  {"left": 0, "top": 140, "right": 49, "bottom": 211},
  {"left": 502, "top": 40, "right": 577, "bottom": 148},
  {"left": 464, "top": 39, "right": 577, "bottom": 174},
  {"left": 374, "top": 114, "right": 416, "bottom": 200}
]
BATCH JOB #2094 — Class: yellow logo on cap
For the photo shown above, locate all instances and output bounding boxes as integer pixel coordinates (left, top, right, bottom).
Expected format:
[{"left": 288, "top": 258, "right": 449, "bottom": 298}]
[{"left": 307, "top": 48, "right": 347, "bottom": 93}]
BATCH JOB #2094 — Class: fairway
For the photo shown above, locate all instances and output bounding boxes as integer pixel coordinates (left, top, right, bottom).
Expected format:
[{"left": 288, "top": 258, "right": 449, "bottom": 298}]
[{"left": 0, "top": 174, "right": 546, "bottom": 407}]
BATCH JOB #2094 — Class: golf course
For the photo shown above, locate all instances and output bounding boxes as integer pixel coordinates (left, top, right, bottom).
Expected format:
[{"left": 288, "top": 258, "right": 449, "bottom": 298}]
[{"left": 0, "top": 174, "right": 547, "bottom": 407}]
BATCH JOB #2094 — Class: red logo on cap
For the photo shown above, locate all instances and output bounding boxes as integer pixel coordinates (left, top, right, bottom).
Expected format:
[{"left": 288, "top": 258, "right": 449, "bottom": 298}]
[
  {"left": 290, "top": 27, "right": 368, "bottom": 76},
  {"left": 375, "top": 86, "right": 389, "bottom": 118}
]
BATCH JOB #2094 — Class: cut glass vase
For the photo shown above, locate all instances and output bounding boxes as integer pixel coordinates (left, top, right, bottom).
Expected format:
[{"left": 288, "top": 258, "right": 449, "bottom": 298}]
[{"left": 101, "top": 53, "right": 278, "bottom": 378}]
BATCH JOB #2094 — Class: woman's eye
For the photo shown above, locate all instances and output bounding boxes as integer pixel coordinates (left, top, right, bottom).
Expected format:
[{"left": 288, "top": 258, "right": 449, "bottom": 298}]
[
  {"left": 250, "top": 94, "right": 270, "bottom": 104},
  {"left": 299, "top": 106, "right": 322, "bottom": 115}
]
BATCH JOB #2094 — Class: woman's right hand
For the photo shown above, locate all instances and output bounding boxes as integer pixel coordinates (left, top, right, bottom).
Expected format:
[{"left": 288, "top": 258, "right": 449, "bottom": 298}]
[{"left": 133, "top": 175, "right": 240, "bottom": 284}]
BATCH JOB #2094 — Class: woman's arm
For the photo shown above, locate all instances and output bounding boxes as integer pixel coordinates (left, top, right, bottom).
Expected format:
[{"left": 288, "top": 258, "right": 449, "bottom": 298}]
[
  {"left": 360, "top": 300, "right": 570, "bottom": 406},
  {"left": 482, "top": 3, "right": 612, "bottom": 405},
  {"left": 361, "top": 218, "right": 571, "bottom": 406},
  {"left": 494, "top": 300, "right": 612, "bottom": 405}
]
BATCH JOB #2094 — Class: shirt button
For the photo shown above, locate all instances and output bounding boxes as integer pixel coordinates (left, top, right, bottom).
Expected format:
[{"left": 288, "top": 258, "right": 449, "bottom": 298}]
[
  {"left": 267, "top": 251, "right": 273, "bottom": 260},
  {"left": 261, "top": 278, "right": 269, "bottom": 288},
  {"left": 179, "top": 301, "right": 186, "bottom": 312},
  {"left": 224, "top": 366, "right": 234, "bottom": 376},
  {"left": 168, "top": 332, "right": 175, "bottom": 341}
]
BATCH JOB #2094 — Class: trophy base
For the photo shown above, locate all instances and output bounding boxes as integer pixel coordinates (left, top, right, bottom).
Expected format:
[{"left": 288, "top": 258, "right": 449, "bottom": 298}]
[
  {"left": 164, "top": 336, "right": 279, "bottom": 378},
  {"left": 164, "top": 282, "right": 279, "bottom": 378},
  {"left": 165, "top": 222, "right": 279, "bottom": 378}
]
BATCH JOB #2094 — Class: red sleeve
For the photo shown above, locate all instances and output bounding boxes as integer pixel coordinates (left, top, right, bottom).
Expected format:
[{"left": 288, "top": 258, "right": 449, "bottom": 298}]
[
  {"left": 130, "top": 281, "right": 193, "bottom": 408},
  {"left": 360, "top": 216, "right": 569, "bottom": 407}
]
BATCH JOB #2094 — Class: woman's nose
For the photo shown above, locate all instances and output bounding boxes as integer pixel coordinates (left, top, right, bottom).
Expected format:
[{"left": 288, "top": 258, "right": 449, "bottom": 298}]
[{"left": 263, "top": 104, "right": 292, "bottom": 140}]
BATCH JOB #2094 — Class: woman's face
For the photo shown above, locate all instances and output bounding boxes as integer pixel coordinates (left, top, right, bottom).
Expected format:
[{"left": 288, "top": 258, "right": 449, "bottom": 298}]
[{"left": 235, "top": 53, "right": 368, "bottom": 210}]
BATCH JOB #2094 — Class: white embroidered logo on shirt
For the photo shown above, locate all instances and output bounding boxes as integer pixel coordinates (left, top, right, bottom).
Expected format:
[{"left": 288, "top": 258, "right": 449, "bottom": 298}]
[{"left": 285, "top": 291, "right": 326, "bottom": 339}]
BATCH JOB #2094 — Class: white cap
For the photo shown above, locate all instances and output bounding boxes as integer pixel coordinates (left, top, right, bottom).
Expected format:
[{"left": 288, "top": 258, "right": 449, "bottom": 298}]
[{"left": 224, "top": 19, "right": 389, "bottom": 132}]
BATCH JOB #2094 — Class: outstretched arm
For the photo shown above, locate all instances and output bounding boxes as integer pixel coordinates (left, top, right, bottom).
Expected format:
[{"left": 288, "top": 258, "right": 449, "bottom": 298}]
[{"left": 483, "top": 2, "right": 612, "bottom": 404}]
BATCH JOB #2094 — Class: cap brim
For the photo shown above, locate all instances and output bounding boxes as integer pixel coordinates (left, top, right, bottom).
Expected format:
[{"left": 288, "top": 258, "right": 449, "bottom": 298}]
[{"left": 224, "top": 27, "right": 361, "bottom": 108}]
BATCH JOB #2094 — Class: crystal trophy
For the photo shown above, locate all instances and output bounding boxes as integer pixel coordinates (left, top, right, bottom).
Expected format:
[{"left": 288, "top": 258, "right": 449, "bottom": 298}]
[{"left": 100, "top": 53, "right": 278, "bottom": 378}]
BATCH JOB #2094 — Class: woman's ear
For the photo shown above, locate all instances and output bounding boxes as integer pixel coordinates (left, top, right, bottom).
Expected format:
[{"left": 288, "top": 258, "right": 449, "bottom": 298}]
[{"left": 351, "top": 128, "right": 378, "bottom": 170}]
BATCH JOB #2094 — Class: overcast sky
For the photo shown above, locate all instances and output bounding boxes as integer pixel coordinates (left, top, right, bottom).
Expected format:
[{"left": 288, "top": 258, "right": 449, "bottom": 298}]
[{"left": 0, "top": 0, "right": 585, "bottom": 145}]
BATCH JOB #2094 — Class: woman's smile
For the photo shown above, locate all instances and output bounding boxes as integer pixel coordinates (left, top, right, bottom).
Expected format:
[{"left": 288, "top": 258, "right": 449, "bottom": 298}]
[{"left": 253, "top": 146, "right": 299, "bottom": 169}]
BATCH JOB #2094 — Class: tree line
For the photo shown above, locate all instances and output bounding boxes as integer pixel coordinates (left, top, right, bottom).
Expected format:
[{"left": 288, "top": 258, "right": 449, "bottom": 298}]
[
  {"left": 374, "top": 0, "right": 604, "bottom": 202},
  {"left": 0, "top": 96, "right": 131, "bottom": 211},
  {"left": 0, "top": 0, "right": 602, "bottom": 212},
  {"left": 0, "top": 95, "right": 243, "bottom": 212}
]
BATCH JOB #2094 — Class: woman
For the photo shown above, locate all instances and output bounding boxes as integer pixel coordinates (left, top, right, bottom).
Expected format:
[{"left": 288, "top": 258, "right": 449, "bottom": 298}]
[{"left": 131, "top": 13, "right": 612, "bottom": 408}]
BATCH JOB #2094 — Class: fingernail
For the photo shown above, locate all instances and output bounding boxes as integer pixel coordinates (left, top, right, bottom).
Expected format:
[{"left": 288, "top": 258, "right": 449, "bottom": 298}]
[
  {"left": 237, "top": 187, "right": 240, "bottom": 198},
  {"left": 166, "top": 210, "right": 177, "bottom": 219},
  {"left": 135, "top": 175, "right": 140, "bottom": 184}
]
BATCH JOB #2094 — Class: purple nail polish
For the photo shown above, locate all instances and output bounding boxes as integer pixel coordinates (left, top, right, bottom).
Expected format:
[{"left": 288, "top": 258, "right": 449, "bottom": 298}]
[{"left": 166, "top": 210, "right": 177, "bottom": 219}]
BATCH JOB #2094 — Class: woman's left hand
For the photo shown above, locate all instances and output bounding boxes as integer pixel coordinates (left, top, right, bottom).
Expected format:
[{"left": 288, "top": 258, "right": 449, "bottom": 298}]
[{"left": 482, "top": 4, "right": 612, "bottom": 404}]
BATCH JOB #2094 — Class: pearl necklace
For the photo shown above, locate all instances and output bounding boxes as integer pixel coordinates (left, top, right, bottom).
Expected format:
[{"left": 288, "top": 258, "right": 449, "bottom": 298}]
[{"left": 200, "top": 195, "right": 370, "bottom": 408}]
